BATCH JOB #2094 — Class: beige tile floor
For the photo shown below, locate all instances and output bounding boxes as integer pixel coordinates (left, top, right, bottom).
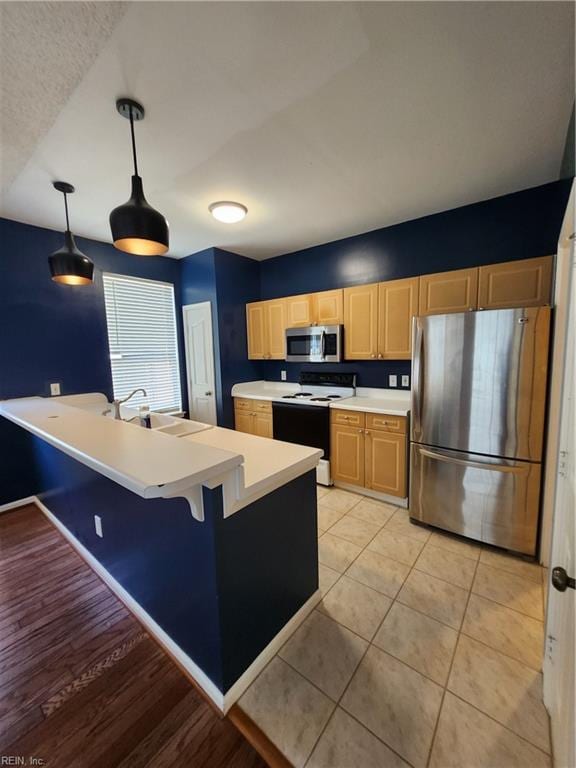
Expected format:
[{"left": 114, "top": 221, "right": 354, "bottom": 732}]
[{"left": 239, "top": 487, "right": 550, "bottom": 768}]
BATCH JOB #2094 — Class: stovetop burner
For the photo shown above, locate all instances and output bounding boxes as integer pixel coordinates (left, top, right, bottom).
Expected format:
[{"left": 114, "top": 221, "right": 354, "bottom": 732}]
[
  {"left": 282, "top": 392, "right": 313, "bottom": 399},
  {"left": 310, "top": 397, "right": 330, "bottom": 402}
]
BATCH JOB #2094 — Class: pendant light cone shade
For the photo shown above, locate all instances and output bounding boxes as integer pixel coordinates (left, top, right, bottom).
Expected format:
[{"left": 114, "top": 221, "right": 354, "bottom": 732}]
[
  {"left": 110, "top": 175, "right": 169, "bottom": 255},
  {"left": 110, "top": 98, "right": 169, "bottom": 256},
  {"left": 49, "top": 182, "right": 94, "bottom": 285}
]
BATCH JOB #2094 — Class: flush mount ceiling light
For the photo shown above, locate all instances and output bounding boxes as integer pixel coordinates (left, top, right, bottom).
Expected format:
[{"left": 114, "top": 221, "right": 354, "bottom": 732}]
[
  {"left": 209, "top": 201, "right": 248, "bottom": 224},
  {"left": 109, "top": 98, "right": 169, "bottom": 256},
  {"left": 48, "top": 181, "right": 94, "bottom": 286}
]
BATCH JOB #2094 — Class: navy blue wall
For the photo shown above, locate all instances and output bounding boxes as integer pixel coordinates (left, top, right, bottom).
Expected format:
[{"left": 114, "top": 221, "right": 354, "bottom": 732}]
[
  {"left": 258, "top": 180, "right": 572, "bottom": 389},
  {"left": 31, "top": 433, "right": 317, "bottom": 693},
  {"left": 180, "top": 247, "right": 261, "bottom": 428},
  {"left": 0, "top": 217, "right": 187, "bottom": 504}
]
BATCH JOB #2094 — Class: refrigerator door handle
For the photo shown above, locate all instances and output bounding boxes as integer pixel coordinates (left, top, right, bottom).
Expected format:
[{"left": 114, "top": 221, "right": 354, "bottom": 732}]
[
  {"left": 418, "top": 447, "right": 524, "bottom": 474},
  {"left": 411, "top": 318, "right": 424, "bottom": 440}
]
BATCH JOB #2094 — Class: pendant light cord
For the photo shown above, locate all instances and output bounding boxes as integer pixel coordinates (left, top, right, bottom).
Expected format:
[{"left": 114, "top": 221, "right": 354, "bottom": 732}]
[
  {"left": 129, "top": 106, "right": 139, "bottom": 177},
  {"left": 63, "top": 191, "right": 70, "bottom": 231}
]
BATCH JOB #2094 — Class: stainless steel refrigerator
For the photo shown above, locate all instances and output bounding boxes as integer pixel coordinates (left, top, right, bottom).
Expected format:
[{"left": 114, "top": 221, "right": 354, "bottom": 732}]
[{"left": 410, "top": 307, "right": 550, "bottom": 555}]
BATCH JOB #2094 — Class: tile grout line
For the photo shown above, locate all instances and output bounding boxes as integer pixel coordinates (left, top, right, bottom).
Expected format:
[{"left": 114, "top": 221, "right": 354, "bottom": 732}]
[{"left": 424, "top": 549, "right": 482, "bottom": 768}]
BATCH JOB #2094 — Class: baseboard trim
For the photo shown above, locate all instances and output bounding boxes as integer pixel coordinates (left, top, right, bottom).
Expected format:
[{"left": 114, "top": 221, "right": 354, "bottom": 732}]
[
  {"left": 10, "top": 495, "right": 318, "bottom": 716},
  {"left": 222, "top": 588, "right": 321, "bottom": 712},
  {"left": 0, "top": 496, "right": 37, "bottom": 513},
  {"left": 333, "top": 482, "right": 408, "bottom": 508}
]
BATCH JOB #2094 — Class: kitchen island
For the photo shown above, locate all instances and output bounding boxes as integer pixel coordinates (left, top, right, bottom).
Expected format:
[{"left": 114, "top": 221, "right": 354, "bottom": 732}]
[{"left": 0, "top": 394, "right": 322, "bottom": 712}]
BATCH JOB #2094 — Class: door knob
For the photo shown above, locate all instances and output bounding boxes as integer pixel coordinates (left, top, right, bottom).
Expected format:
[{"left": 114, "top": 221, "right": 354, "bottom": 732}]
[
  {"left": 205, "top": 391, "right": 213, "bottom": 396},
  {"left": 552, "top": 567, "right": 575, "bottom": 592}
]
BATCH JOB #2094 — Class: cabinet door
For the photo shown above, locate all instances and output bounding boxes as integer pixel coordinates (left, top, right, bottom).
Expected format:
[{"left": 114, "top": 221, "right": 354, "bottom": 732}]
[
  {"left": 378, "top": 277, "right": 419, "bottom": 359},
  {"left": 344, "top": 283, "right": 379, "bottom": 359},
  {"left": 253, "top": 412, "right": 273, "bottom": 438},
  {"left": 330, "top": 424, "right": 365, "bottom": 487},
  {"left": 477, "top": 256, "right": 553, "bottom": 310},
  {"left": 235, "top": 410, "right": 253, "bottom": 434},
  {"left": 246, "top": 302, "right": 267, "bottom": 359},
  {"left": 285, "top": 294, "right": 313, "bottom": 328},
  {"left": 419, "top": 268, "right": 478, "bottom": 316},
  {"left": 266, "top": 299, "right": 286, "bottom": 359},
  {"left": 314, "top": 289, "right": 344, "bottom": 325},
  {"left": 365, "top": 430, "right": 406, "bottom": 497}
]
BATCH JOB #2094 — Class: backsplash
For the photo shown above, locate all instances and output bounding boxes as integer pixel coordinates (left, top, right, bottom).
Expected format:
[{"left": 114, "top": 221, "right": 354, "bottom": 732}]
[{"left": 257, "top": 360, "right": 411, "bottom": 390}]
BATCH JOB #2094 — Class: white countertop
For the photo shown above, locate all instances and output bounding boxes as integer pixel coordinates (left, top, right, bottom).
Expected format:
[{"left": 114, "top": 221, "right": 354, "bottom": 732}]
[
  {"left": 231, "top": 380, "right": 299, "bottom": 401},
  {"left": 0, "top": 395, "right": 322, "bottom": 519},
  {"left": 232, "top": 381, "right": 411, "bottom": 416},
  {"left": 331, "top": 387, "right": 411, "bottom": 416}
]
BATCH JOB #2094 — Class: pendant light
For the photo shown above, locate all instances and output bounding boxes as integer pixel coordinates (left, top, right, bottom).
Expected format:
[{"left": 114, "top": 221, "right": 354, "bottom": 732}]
[
  {"left": 48, "top": 181, "right": 94, "bottom": 285},
  {"left": 109, "top": 98, "right": 169, "bottom": 256}
]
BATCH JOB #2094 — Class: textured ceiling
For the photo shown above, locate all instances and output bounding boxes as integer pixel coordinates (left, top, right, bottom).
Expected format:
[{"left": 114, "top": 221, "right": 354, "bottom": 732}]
[{"left": 0, "top": 1, "right": 573, "bottom": 259}]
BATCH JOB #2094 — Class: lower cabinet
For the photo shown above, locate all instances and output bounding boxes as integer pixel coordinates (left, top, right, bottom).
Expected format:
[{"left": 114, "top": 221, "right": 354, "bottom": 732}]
[
  {"left": 234, "top": 398, "right": 273, "bottom": 438},
  {"left": 331, "top": 409, "right": 407, "bottom": 497}
]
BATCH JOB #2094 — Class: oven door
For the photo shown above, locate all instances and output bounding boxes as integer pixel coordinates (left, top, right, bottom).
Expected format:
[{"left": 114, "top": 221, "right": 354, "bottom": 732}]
[
  {"left": 272, "top": 402, "right": 330, "bottom": 458},
  {"left": 285, "top": 325, "right": 342, "bottom": 362}
]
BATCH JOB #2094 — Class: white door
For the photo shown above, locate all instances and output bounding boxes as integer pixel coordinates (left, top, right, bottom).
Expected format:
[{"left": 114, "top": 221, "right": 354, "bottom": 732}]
[
  {"left": 183, "top": 302, "right": 217, "bottom": 425},
  {"left": 543, "top": 243, "right": 575, "bottom": 768}
]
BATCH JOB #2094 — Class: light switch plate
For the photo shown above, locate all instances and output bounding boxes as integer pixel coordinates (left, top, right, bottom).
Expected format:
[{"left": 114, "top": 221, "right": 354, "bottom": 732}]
[
  {"left": 401, "top": 375, "right": 410, "bottom": 388},
  {"left": 389, "top": 374, "right": 398, "bottom": 388},
  {"left": 94, "top": 515, "right": 103, "bottom": 538},
  {"left": 50, "top": 382, "right": 61, "bottom": 396},
  {"left": 281, "top": 370, "right": 287, "bottom": 381}
]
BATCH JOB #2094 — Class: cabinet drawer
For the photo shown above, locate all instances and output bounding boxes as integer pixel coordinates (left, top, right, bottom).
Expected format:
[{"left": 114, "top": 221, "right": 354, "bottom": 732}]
[
  {"left": 234, "top": 398, "right": 253, "bottom": 411},
  {"left": 366, "top": 413, "right": 407, "bottom": 434},
  {"left": 234, "top": 397, "right": 271, "bottom": 413},
  {"left": 331, "top": 409, "right": 365, "bottom": 427}
]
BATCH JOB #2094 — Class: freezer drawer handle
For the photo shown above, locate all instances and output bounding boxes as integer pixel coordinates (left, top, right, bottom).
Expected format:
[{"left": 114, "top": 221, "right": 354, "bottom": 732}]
[
  {"left": 418, "top": 448, "right": 524, "bottom": 474},
  {"left": 552, "top": 567, "right": 575, "bottom": 592}
]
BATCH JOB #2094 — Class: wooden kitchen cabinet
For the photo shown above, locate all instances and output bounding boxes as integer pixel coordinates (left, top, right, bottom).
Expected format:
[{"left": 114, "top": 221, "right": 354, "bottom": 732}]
[
  {"left": 246, "top": 302, "right": 267, "bottom": 359},
  {"left": 246, "top": 299, "right": 286, "bottom": 359},
  {"left": 285, "top": 294, "right": 313, "bottom": 327},
  {"left": 378, "top": 277, "right": 419, "bottom": 359},
  {"left": 477, "top": 256, "right": 553, "bottom": 310},
  {"left": 314, "top": 289, "right": 344, "bottom": 325},
  {"left": 418, "top": 268, "right": 478, "bottom": 316},
  {"left": 234, "top": 398, "right": 273, "bottom": 437},
  {"left": 344, "top": 283, "right": 379, "bottom": 359},
  {"left": 331, "top": 409, "right": 407, "bottom": 497},
  {"left": 330, "top": 423, "right": 365, "bottom": 487},
  {"left": 365, "top": 430, "right": 406, "bottom": 497}
]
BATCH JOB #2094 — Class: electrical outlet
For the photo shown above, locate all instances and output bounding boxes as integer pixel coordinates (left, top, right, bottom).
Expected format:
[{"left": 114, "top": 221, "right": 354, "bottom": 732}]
[
  {"left": 281, "top": 370, "right": 287, "bottom": 381},
  {"left": 401, "top": 375, "right": 410, "bottom": 388},
  {"left": 50, "top": 382, "right": 61, "bottom": 396},
  {"left": 94, "top": 515, "right": 103, "bottom": 538},
  {"left": 389, "top": 374, "right": 398, "bottom": 388}
]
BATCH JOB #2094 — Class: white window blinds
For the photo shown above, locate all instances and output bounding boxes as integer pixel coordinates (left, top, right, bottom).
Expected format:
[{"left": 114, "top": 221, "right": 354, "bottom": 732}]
[{"left": 103, "top": 273, "right": 182, "bottom": 412}]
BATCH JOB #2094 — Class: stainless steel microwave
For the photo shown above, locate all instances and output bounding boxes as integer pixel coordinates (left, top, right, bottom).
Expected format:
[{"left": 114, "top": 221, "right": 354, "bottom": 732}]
[{"left": 285, "top": 325, "right": 343, "bottom": 362}]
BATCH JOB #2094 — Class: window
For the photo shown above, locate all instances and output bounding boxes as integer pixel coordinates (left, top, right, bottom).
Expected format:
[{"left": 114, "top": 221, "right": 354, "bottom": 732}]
[{"left": 103, "top": 273, "right": 182, "bottom": 412}]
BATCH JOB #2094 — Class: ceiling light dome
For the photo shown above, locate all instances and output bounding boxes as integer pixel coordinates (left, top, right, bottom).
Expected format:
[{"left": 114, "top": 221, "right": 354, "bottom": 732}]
[
  {"left": 110, "top": 98, "right": 169, "bottom": 256},
  {"left": 209, "top": 201, "right": 248, "bottom": 223},
  {"left": 48, "top": 181, "right": 94, "bottom": 286}
]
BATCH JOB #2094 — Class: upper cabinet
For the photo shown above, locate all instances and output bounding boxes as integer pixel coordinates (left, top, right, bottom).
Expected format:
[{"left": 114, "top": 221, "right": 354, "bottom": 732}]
[
  {"left": 247, "top": 257, "right": 554, "bottom": 361},
  {"left": 314, "top": 289, "right": 344, "bottom": 325},
  {"left": 285, "top": 294, "right": 313, "bottom": 327},
  {"left": 477, "top": 256, "right": 553, "bottom": 310},
  {"left": 378, "top": 277, "right": 419, "bottom": 359},
  {"left": 246, "top": 298, "right": 286, "bottom": 359},
  {"left": 419, "top": 268, "right": 479, "bottom": 316},
  {"left": 285, "top": 289, "right": 344, "bottom": 328},
  {"left": 344, "top": 283, "right": 379, "bottom": 359}
]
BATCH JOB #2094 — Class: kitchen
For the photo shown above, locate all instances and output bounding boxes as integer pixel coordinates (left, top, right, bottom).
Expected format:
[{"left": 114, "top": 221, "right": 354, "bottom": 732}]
[{"left": 0, "top": 2, "right": 574, "bottom": 768}]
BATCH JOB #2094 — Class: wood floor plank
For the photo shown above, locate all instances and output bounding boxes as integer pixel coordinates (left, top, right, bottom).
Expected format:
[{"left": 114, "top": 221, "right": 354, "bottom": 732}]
[{"left": 0, "top": 504, "right": 267, "bottom": 768}]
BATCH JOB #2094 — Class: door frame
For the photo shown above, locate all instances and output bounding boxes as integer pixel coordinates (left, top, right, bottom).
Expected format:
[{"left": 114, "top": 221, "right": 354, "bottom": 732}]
[
  {"left": 541, "top": 180, "right": 575, "bottom": 565},
  {"left": 182, "top": 302, "right": 217, "bottom": 425}
]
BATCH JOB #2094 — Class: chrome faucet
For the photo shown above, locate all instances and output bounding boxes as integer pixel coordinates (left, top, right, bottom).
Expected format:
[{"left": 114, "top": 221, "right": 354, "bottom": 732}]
[{"left": 104, "top": 388, "right": 148, "bottom": 420}]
